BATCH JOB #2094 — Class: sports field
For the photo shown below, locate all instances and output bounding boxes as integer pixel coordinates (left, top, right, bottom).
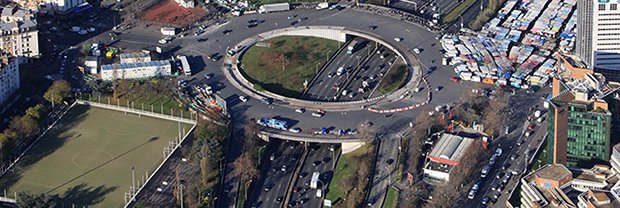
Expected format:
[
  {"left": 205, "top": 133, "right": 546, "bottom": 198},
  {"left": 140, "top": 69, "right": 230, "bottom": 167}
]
[{"left": 0, "top": 105, "right": 194, "bottom": 207}]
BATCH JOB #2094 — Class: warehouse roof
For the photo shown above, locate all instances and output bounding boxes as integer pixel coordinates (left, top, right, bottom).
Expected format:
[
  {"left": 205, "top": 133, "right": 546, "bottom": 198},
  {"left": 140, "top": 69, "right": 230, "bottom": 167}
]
[
  {"left": 101, "top": 60, "right": 170, "bottom": 71},
  {"left": 427, "top": 133, "right": 474, "bottom": 165}
]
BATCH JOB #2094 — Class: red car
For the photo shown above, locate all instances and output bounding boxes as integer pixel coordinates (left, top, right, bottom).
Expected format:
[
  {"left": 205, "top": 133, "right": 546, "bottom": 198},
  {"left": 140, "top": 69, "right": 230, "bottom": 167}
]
[
  {"left": 527, "top": 123, "right": 535, "bottom": 130},
  {"left": 450, "top": 77, "right": 460, "bottom": 82}
]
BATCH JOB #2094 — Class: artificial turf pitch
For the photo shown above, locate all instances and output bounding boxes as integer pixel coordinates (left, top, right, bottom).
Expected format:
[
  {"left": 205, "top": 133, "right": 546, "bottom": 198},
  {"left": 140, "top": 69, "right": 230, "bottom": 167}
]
[{"left": 0, "top": 105, "right": 193, "bottom": 207}]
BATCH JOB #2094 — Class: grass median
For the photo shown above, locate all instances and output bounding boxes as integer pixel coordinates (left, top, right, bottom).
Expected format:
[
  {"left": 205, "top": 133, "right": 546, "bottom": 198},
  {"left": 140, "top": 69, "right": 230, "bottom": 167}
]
[
  {"left": 240, "top": 36, "right": 339, "bottom": 98},
  {"left": 384, "top": 187, "right": 399, "bottom": 208},
  {"left": 377, "top": 64, "right": 408, "bottom": 95},
  {"left": 326, "top": 145, "right": 369, "bottom": 202},
  {"left": 441, "top": 0, "right": 477, "bottom": 25}
]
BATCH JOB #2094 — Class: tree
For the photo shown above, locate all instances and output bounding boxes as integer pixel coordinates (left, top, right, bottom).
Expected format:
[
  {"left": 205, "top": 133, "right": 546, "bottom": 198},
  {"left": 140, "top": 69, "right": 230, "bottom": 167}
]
[
  {"left": 25, "top": 104, "right": 45, "bottom": 121},
  {"left": 44, "top": 80, "right": 71, "bottom": 105},
  {"left": 483, "top": 93, "right": 509, "bottom": 136},
  {"left": 8, "top": 116, "right": 38, "bottom": 138},
  {"left": 233, "top": 153, "right": 259, "bottom": 182},
  {"left": 16, "top": 192, "right": 55, "bottom": 208}
]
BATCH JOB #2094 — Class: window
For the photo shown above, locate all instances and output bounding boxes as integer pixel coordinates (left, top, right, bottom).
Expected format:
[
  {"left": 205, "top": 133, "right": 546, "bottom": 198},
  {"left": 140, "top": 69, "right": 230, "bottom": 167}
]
[
  {"left": 600, "top": 4, "right": 606, "bottom": 11},
  {"left": 613, "top": 4, "right": 618, "bottom": 10}
]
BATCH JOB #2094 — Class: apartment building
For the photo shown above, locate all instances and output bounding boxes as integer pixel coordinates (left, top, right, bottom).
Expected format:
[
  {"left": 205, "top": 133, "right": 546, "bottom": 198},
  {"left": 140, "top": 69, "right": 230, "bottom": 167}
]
[
  {"left": 0, "top": 56, "right": 19, "bottom": 106},
  {"left": 0, "top": 5, "right": 38, "bottom": 58}
]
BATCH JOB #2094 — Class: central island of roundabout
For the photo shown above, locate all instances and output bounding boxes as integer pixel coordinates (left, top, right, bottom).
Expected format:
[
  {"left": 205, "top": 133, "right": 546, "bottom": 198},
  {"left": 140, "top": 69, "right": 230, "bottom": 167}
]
[{"left": 221, "top": 26, "right": 423, "bottom": 143}]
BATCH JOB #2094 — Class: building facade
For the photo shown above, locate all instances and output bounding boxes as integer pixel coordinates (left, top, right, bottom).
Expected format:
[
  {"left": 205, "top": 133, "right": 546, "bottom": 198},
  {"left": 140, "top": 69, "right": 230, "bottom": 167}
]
[
  {"left": 547, "top": 58, "right": 620, "bottom": 167},
  {"left": 15, "top": 0, "right": 86, "bottom": 13},
  {"left": 0, "top": 5, "right": 38, "bottom": 58},
  {"left": 100, "top": 60, "right": 172, "bottom": 80},
  {"left": 0, "top": 56, "right": 20, "bottom": 106},
  {"left": 576, "top": 0, "right": 620, "bottom": 81},
  {"left": 612, "top": 144, "right": 620, "bottom": 175}
]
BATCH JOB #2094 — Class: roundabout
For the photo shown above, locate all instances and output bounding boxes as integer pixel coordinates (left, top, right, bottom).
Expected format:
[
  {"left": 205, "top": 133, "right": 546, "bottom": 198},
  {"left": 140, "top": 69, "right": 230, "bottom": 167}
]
[{"left": 165, "top": 6, "right": 473, "bottom": 142}]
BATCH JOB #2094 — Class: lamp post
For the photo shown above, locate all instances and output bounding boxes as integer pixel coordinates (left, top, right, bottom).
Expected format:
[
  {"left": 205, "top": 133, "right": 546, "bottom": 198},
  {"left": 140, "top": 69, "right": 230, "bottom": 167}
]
[
  {"left": 316, "top": 62, "right": 321, "bottom": 74},
  {"left": 258, "top": 145, "right": 266, "bottom": 165},
  {"left": 325, "top": 50, "right": 332, "bottom": 63},
  {"left": 458, "top": 15, "right": 464, "bottom": 29}
]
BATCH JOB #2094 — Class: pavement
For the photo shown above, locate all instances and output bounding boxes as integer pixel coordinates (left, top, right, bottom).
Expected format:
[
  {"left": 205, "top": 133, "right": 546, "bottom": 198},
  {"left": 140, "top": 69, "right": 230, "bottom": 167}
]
[{"left": 366, "top": 133, "right": 401, "bottom": 208}]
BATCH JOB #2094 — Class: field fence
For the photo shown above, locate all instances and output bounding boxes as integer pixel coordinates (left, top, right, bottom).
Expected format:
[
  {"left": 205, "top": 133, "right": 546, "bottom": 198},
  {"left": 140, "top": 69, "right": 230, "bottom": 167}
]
[{"left": 0, "top": 102, "right": 75, "bottom": 179}]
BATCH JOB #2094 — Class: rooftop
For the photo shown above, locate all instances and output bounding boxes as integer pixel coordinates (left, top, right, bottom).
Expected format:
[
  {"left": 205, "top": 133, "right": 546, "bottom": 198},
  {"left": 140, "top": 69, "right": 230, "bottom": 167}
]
[
  {"left": 427, "top": 133, "right": 474, "bottom": 165},
  {"left": 525, "top": 164, "right": 572, "bottom": 185},
  {"left": 119, "top": 51, "right": 151, "bottom": 60},
  {"left": 579, "top": 190, "right": 620, "bottom": 208},
  {"left": 101, "top": 60, "right": 170, "bottom": 71}
]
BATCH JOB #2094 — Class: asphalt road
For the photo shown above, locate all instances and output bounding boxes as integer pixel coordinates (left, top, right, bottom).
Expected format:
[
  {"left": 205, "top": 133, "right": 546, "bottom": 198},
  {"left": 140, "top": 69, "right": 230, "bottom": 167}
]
[
  {"left": 288, "top": 143, "right": 341, "bottom": 208},
  {"left": 303, "top": 37, "right": 377, "bottom": 101},
  {"left": 248, "top": 140, "right": 304, "bottom": 208},
  {"left": 97, "top": 6, "right": 490, "bottom": 207},
  {"left": 339, "top": 45, "right": 399, "bottom": 101},
  {"left": 366, "top": 133, "right": 401, "bottom": 208},
  {"left": 454, "top": 90, "right": 550, "bottom": 208}
]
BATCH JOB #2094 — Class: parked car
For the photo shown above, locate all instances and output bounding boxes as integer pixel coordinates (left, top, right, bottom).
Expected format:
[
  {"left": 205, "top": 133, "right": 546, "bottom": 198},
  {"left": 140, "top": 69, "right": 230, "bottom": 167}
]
[{"left": 239, "top": 96, "right": 248, "bottom": 102}]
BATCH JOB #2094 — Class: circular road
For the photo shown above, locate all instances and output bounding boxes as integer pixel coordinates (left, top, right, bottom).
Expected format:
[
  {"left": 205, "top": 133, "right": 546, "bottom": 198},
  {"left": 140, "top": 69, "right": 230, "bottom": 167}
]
[{"left": 151, "top": 6, "right": 472, "bottom": 141}]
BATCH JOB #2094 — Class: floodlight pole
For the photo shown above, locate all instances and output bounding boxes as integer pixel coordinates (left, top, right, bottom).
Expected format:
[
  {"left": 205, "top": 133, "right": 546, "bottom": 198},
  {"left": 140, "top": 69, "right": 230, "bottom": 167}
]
[{"left": 131, "top": 167, "right": 136, "bottom": 197}]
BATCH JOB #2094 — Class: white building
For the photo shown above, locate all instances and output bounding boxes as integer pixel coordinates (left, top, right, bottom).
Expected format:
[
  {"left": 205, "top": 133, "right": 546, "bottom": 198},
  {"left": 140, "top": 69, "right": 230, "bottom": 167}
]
[
  {"left": 119, "top": 51, "right": 151, "bottom": 64},
  {"left": 422, "top": 133, "right": 474, "bottom": 183},
  {"left": 100, "top": 60, "right": 172, "bottom": 80},
  {"left": 0, "top": 56, "right": 20, "bottom": 106},
  {"left": 46, "top": 0, "right": 86, "bottom": 13},
  {"left": 0, "top": 5, "right": 38, "bottom": 58},
  {"left": 84, "top": 56, "right": 97, "bottom": 74},
  {"left": 577, "top": 0, "right": 620, "bottom": 81},
  {"left": 175, "top": 0, "right": 195, "bottom": 8},
  {"left": 612, "top": 144, "right": 620, "bottom": 176}
]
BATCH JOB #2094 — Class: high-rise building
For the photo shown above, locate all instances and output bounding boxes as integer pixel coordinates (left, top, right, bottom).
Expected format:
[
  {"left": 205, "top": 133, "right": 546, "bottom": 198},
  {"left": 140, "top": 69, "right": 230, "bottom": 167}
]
[
  {"left": 577, "top": 0, "right": 620, "bottom": 81},
  {"left": 547, "top": 54, "right": 620, "bottom": 167},
  {"left": 0, "top": 56, "right": 20, "bottom": 106}
]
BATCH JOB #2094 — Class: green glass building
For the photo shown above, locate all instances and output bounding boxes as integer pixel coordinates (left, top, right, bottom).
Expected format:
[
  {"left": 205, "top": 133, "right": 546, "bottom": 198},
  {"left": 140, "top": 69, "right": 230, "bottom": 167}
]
[{"left": 546, "top": 73, "right": 620, "bottom": 168}]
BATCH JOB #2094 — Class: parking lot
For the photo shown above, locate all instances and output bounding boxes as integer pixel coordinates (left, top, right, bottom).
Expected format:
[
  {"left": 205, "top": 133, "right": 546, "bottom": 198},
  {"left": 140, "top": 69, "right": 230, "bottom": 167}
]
[{"left": 302, "top": 36, "right": 401, "bottom": 102}]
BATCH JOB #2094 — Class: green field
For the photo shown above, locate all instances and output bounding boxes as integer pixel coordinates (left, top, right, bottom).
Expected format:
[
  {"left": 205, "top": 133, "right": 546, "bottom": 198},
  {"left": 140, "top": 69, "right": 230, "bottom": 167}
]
[
  {"left": 377, "top": 64, "right": 408, "bottom": 95},
  {"left": 442, "top": 0, "right": 477, "bottom": 24},
  {"left": 326, "top": 145, "right": 370, "bottom": 202},
  {"left": 0, "top": 105, "right": 193, "bottom": 207},
  {"left": 240, "top": 36, "right": 339, "bottom": 98},
  {"left": 384, "top": 187, "right": 399, "bottom": 208},
  {"left": 82, "top": 93, "right": 192, "bottom": 119}
]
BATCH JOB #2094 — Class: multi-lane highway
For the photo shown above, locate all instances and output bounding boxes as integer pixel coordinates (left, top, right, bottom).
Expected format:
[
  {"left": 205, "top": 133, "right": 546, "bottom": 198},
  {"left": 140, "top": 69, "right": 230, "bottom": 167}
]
[
  {"left": 288, "top": 143, "right": 340, "bottom": 207},
  {"left": 249, "top": 140, "right": 304, "bottom": 207},
  {"left": 367, "top": 133, "right": 401, "bottom": 208}
]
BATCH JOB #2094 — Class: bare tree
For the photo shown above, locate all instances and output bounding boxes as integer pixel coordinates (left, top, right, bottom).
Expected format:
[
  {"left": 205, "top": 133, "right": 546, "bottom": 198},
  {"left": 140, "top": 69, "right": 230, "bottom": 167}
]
[
  {"left": 233, "top": 153, "right": 259, "bottom": 182},
  {"left": 483, "top": 93, "right": 509, "bottom": 135}
]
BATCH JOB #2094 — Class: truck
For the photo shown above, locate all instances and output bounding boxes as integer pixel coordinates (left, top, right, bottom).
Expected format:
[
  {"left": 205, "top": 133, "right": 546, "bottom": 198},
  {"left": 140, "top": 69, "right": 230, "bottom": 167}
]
[
  {"left": 347, "top": 40, "right": 359, "bottom": 54},
  {"left": 257, "top": 117, "right": 288, "bottom": 130},
  {"left": 316, "top": 2, "right": 329, "bottom": 10},
  {"left": 258, "top": 3, "right": 290, "bottom": 14},
  {"left": 310, "top": 172, "right": 320, "bottom": 189},
  {"left": 177, "top": 55, "right": 191, "bottom": 76},
  {"left": 481, "top": 165, "right": 491, "bottom": 178},
  {"left": 160, "top": 27, "right": 176, "bottom": 36}
]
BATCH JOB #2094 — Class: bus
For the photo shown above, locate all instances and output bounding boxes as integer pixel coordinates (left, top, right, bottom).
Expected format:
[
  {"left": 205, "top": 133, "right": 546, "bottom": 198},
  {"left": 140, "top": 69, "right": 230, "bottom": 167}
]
[
  {"left": 310, "top": 172, "right": 320, "bottom": 189},
  {"left": 347, "top": 40, "right": 359, "bottom": 54}
]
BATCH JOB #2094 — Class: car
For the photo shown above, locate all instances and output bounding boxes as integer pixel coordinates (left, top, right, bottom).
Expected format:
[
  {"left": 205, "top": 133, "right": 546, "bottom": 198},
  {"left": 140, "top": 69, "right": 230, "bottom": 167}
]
[
  {"left": 369, "top": 25, "right": 377, "bottom": 30},
  {"left": 289, "top": 127, "right": 302, "bottom": 133},
  {"left": 349, "top": 93, "right": 356, "bottom": 98},
  {"left": 511, "top": 154, "right": 517, "bottom": 160},
  {"left": 264, "top": 185, "right": 271, "bottom": 191},
  {"left": 222, "top": 29, "right": 232, "bottom": 35},
  {"left": 312, "top": 111, "right": 324, "bottom": 118},
  {"left": 435, "top": 86, "right": 442, "bottom": 91},
  {"left": 316, "top": 189, "right": 322, "bottom": 198},
  {"left": 493, "top": 193, "right": 500, "bottom": 199},
  {"left": 496, "top": 172, "right": 505, "bottom": 179},
  {"left": 380, "top": 54, "right": 386, "bottom": 59},
  {"left": 239, "top": 96, "right": 248, "bottom": 102},
  {"left": 295, "top": 108, "right": 305, "bottom": 113},
  {"left": 270, "top": 154, "right": 275, "bottom": 161},
  {"left": 497, "top": 183, "right": 504, "bottom": 192},
  {"left": 204, "top": 74, "right": 212, "bottom": 79},
  {"left": 281, "top": 165, "right": 287, "bottom": 172},
  {"left": 313, "top": 161, "right": 321, "bottom": 166},
  {"left": 261, "top": 98, "right": 272, "bottom": 105},
  {"left": 299, "top": 172, "right": 307, "bottom": 178},
  {"left": 78, "top": 30, "right": 88, "bottom": 35},
  {"left": 197, "top": 38, "right": 208, "bottom": 42},
  {"left": 322, "top": 157, "right": 331, "bottom": 163},
  {"left": 502, "top": 163, "right": 510, "bottom": 170},
  {"left": 88, "top": 27, "right": 96, "bottom": 33},
  {"left": 272, "top": 167, "right": 277, "bottom": 172},
  {"left": 450, "top": 77, "right": 460, "bottom": 82},
  {"left": 413, "top": 48, "right": 421, "bottom": 53},
  {"left": 528, "top": 123, "right": 535, "bottom": 130},
  {"left": 394, "top": 37, "right": 403, "bottom": 42},
  {"left": 247, "top": 24, "right": 257, "bottom": 28},
  {"left": 481, "top": 197, "right": 489, "bottom": 205},
  {"left": 158, "top": 39, "right": 168, "bottom": 44},
  {"left": 369, "top": 75, "right": 376, "bottom": 80},
  {"left": 304, "top": 180, "right": 310, "bottom": 186},
  {"left": 328, "top": 72, "right": 334, "bottom": 78},
  {"left": 276, "top": 197, "right": 283, "bottom": 203},
  {"left": 329, "top": 145, "right": 335, "bottom": 151},
  {"left": 491, "top": 183, "right": 500, "bottom": 191}
]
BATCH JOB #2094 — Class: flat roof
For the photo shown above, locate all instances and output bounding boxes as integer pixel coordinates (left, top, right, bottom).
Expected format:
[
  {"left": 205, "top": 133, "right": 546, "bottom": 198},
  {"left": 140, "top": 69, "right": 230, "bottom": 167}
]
[
  {"left": 101, "top": 60, "right": 170, "bottom": 71},
  {"left": 533, "top": 164, "right": 572, "bottom": 182},
  {"left": 119, "top": 51, "right": 150, "bottom": 60},
  {"left": 427, "top": 133, "right": 473, "bottom": 164}
]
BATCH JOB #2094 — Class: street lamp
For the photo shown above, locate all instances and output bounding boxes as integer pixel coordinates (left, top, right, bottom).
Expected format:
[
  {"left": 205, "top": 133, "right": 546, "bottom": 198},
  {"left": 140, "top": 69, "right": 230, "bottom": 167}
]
[
  {"left": 458, "top": 15, "right": 464, "bottom": 29},
  {"left": 316, "top": 62, "right": 321, "bottom": 74},
  {"left": 325, "top": 50, "right": 332, "bottom": 63},
  {"left": 257, "top": 145, "right": 267, "bottom": 165}
]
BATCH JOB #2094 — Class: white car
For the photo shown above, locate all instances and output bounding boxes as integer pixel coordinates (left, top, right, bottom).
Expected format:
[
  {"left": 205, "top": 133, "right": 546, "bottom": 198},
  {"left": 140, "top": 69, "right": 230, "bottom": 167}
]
[
  {"left": 295, "top": 108, "right": 305, "bottom": 113},
  {"left": 394, "top": 37, "right": 403, "bottom": 42},
  {"left": 158, "top": 39, "right": 168, "bottom": 44},
  {"left": 78, "top": 30, "right": 88, "bottom": 35},
  {"left": 289, "top": 127, "right": 301, "bottom": 133},
  {"left": 239, "top": 96, "right": 248, "bottom": 102},
  {"left": 413, "top": 48, "right": 421, "bottom": 54},
  {"left": 316, "top": 189, "right": 322, "bottom": 198},
  {"left": 88, "top": 27, "right": 96, "bottom": 33}
]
